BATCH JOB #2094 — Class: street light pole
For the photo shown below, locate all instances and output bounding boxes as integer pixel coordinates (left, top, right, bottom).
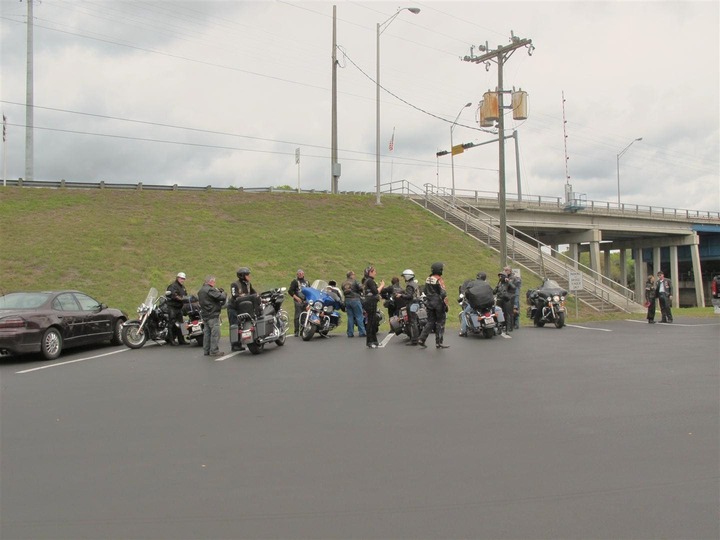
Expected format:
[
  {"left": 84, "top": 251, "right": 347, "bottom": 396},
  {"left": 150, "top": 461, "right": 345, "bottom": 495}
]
[
  {"left": 450, "top": 102, "right": 472, "bottom": 199},
  {"left": 376, "top": 7, "right": 420, "bottom": 205},
  {"left": 616, "top": 137, "right": 642, "bottom": 206}
]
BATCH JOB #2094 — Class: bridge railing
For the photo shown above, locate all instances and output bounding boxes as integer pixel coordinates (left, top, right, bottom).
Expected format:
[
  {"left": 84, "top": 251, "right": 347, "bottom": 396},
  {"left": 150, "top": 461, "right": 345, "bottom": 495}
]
[{"left": 382, "top": 181, "right": 720, "bottom": 222}]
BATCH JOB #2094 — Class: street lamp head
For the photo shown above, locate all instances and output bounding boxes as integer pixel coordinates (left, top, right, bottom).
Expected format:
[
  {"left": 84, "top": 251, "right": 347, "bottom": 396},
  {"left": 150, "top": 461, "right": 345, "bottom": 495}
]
[
  {"left": 407, "top": 7, "right": 421, "bottom": 14},
  {"left": 464, "top": 102, "right": 472, "bottom": 107},
  {"left": 636, "top": 137, "right": 643, "bottom": 141}
]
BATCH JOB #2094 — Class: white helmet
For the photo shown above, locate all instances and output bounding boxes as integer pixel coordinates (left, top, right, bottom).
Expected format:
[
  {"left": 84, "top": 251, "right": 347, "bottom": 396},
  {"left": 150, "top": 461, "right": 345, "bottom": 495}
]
[{"left": 401, "top": 269, "right": 415, "bottom": 281}]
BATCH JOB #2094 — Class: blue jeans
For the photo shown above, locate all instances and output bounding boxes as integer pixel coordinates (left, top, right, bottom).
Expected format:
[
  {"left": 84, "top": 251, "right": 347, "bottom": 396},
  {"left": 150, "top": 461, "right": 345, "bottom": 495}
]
[
  {"left": 345, "top": 298, "right": 366, "bottom": 336},
  {"left": 460, "top": 304, "right": 474, "bottom": 334},
  {"left": 203, "top": 316, "right": 221, "bottom": 354}
]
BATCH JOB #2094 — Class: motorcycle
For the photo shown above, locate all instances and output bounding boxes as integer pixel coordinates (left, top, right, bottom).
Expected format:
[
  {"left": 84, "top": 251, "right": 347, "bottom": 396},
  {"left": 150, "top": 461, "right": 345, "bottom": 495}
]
[
  {"left": 182, "top": 295, "right": 204, "bottom": 346},
  {"left": 121, "top": 288, "right": 172, "bottom": 348},
  {"left": 389, "top": 297, "right": 428, "bottom": 340},
  {"left": 237, "top": 287, "right": 289, "bottom": 355},
  {"left": 298, "top": 280, "right": 343, "bottom": 341},
  {"left": 527, "top": 279, "right": 567, "bottom": 328},
  {"left": 457, "top": 293, "right": 499, "bottom": 339}
]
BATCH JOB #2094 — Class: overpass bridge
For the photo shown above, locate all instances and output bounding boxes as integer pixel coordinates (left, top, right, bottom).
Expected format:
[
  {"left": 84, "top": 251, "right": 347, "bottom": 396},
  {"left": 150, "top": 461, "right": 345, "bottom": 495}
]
[{"left": 384, "top": 181, "right": 720, "bottom": 311}]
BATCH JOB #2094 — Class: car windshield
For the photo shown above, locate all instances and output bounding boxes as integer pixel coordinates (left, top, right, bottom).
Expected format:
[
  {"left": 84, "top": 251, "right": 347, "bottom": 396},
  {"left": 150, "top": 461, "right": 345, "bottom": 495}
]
[{"left": 0, "top": 292, "right": 51, "bottom": 309}]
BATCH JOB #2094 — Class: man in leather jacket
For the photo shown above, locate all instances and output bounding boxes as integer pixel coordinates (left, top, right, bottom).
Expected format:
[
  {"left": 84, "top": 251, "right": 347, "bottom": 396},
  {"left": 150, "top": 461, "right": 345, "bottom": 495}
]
[
  {"left": 341, "top": 270, "right": 366, "bottom": 338},
  {"left": 494, "top": 271, "right": 516, "bottom": 334},
  {"left": 198, "top": 275, "right": 227, "bottom": 357},
  {"left": 655, "top": 270, "right": 673, "bottom": 323},
  {"left": 417, "top": 262, "right": 449, "bottom": 349},
  {"left": 289, "top": 269, "right": 309, "bottom": 336},
  {"left": 228, "top": 267, "right": 257, "bottom": 351},
  {"left": 166, "top": 272, "right": 188, "bottom": 345}
]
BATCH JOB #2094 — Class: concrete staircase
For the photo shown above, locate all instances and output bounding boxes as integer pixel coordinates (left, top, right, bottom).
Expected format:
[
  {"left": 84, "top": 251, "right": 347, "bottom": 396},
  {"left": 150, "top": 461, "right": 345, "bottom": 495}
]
[{"left": 410, "top": 193, "right": 644, "bottom": 314}]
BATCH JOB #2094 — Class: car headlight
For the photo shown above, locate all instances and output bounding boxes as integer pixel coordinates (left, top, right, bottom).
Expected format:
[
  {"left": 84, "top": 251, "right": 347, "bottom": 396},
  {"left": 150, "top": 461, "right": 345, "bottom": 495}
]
[
  {"left": 553, "top": 295, "right": 560, "bottom": 302},
  {"left": 313, "top": 301, "right": 323, "bottom": 311}
]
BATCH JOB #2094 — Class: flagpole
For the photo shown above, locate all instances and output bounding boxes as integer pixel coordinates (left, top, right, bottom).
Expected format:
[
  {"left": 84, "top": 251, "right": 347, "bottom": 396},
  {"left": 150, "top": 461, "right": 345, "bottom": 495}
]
[{"left": 2, "top": 114, "right": 7, "bottom": 187}]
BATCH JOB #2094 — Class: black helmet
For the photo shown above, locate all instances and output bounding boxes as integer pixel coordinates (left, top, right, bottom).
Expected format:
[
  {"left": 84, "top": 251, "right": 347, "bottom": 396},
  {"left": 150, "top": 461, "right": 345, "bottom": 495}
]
[
  {"left": 431, "top": 262, "right": 444, "bottom": 275},
  {"left": 476, "top": 271, "right": 487, "bottom": 281},
  {"left": 236, "top": 267, "right": 251, "bottom": 279}
]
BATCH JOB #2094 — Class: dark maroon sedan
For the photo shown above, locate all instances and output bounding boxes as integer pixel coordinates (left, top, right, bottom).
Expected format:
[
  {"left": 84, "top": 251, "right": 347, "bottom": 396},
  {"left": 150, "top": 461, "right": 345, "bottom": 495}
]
[{"left": 0, "top": 291, "right": 127, "bottom": 360}]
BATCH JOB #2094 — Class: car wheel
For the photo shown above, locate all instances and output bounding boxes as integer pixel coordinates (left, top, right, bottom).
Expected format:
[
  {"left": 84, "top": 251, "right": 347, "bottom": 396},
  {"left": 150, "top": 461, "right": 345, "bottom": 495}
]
[
  {"left": 110, "top": 319, "right": 124, "bottom": 345},
  {"left": 41, "top": 327, "right": 63, "bottom": 360}
]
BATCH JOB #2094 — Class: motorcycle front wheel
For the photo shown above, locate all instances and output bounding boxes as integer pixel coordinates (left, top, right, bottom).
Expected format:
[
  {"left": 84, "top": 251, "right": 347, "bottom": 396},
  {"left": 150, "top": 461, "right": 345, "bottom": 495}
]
[
  {"left": 121, "top": 323, "right": 148, "bottom": 349},
  {"left": 555, "top": 312, "right": 565, "bottom": 328},
  {"left": 301, "top": 325, "right": 315, "bottom": 341}
]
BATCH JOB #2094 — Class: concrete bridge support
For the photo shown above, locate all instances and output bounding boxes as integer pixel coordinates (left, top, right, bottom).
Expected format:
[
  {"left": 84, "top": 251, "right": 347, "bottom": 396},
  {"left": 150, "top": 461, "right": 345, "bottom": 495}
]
[{"left": 633, "top": 248, "right": 645, "bottom": 301}]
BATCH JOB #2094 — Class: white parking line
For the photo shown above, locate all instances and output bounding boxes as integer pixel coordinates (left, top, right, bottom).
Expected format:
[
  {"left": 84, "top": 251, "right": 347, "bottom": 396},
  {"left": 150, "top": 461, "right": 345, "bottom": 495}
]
[
  {"left": 566, "top": 324, "right": 612, "bottom": 332},
  {"left": 15, "top": 348, "right": 129, "bottom": 374},
  {"left": 378, "top": 333, "right": 395, "bottom": 348},
  {"left": 213, "top": 351, "right": 243, "bottom": 362}
]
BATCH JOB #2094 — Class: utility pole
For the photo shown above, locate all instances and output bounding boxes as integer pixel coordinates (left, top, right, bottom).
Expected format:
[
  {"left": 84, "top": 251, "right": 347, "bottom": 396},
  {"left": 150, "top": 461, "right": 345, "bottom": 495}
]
[
  {"left": 330, "top": 5, "right": 339, "bottom": 194},
  {"left": 25, "top": 0, "right": 34, "bottom": 181},
  {"left": 463, "top": 32, "right": 533, "bottom": 266}
]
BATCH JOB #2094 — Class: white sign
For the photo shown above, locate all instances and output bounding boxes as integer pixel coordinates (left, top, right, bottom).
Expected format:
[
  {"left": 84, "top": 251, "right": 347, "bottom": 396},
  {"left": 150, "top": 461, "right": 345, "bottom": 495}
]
[{"left": 568, "top": 270, "right": 583, "bottom": 291}]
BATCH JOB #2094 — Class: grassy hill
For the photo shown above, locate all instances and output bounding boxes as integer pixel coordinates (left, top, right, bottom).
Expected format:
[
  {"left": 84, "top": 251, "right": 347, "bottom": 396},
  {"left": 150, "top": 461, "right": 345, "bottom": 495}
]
[{"left": 3, "top": 187, "right": 540, "bottom": 327}]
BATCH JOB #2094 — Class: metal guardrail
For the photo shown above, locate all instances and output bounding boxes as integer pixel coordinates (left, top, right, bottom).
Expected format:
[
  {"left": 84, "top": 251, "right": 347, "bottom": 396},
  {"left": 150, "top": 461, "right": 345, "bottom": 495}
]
[
  {"left": 1, "top": 178, "right": 374, "bottom": 196},
  {"left": 383, "top": 181, "right": 720, "bottom": 222}
]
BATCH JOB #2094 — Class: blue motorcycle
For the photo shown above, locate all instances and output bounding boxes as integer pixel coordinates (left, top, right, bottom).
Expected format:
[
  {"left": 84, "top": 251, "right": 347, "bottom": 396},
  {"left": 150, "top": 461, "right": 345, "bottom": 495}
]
[{"left": 298, "top": 280, "right": 343, "bottom": 341}]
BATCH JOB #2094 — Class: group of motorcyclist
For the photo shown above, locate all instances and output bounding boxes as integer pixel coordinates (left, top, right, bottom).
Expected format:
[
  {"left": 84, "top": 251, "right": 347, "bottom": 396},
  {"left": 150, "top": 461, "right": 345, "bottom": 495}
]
[{"left": 162, "top": 262, "right": 523, "bottom": 352}]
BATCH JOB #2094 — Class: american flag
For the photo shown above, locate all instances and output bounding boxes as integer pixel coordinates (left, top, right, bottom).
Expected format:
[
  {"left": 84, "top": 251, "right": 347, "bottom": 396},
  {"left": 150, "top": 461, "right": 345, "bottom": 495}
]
[{"left": 388, "top": 127, "right": 395, "bottom": 152}]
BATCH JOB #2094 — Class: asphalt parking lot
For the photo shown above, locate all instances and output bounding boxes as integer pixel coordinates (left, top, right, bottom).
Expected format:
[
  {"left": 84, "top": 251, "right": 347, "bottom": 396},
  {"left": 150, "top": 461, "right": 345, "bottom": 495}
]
[{"left": 1, "top": 318, "right": 719, "bottom": 540}]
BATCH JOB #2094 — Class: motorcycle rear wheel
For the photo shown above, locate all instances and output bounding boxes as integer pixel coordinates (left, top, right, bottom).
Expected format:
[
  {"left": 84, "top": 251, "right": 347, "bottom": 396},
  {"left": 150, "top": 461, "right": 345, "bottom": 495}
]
[
  {"left": 483, "top": 328, "right": 494, "bottom": 339},
  {"left": 247, "top": 342, "right": 264, "bottom": 355},
  {"left": 121, "top": 323, "right": 148, "bottom": 349}
]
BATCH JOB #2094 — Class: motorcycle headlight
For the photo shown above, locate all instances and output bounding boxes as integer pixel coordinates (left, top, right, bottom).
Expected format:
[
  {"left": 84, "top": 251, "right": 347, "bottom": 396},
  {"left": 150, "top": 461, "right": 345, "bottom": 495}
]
[
  {"left": 553, "top": 295, "right": 560, "bottom": 303},
  {"left": 324, "top": 305, "right": 334, "bottom": 314},
  {"left": 313, "top": 301, "right": 323, "bottom": 311}
]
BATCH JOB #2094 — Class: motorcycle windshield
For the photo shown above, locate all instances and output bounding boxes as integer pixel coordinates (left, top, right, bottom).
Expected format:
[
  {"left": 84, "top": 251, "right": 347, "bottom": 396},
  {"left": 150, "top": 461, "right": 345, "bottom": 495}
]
[
  {"left": 302, "top": 284, "right": 341, "bottom": 308},
  {"left": 538, "top": 280, "right": 567, "bottom": 296},
  {"left": 144, "top": 288, "right": 159, "bottom": 307}
]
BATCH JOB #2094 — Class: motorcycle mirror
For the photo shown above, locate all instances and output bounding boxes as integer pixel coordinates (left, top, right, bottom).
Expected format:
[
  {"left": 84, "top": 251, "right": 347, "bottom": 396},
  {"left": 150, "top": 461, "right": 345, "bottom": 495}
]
[{"left": 165, "top": 291, "right": 172, "bottom": 296}]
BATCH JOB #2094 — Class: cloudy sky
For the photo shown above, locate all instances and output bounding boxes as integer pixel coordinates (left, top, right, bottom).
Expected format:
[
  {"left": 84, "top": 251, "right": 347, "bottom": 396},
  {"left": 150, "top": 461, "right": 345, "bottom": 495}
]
[{"left": 1, "top": 0, "right": 718, "bottom": 211}]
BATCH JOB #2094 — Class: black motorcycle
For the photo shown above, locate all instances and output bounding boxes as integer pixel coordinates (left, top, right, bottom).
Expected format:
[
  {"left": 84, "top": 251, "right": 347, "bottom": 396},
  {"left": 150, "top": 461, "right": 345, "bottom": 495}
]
[
  {"left": 457, "top": 293, "right": 498, "bottom": 339},
  {"left": 527, "top": 279, "right": 567, "bottom": 328},
  {"left": 389, "top": 298, "right": 427, "bottom": 340},
  {"left": 236, "top": 287, "right": 289, "bottom": 355},
  {"left": 121, "top": 288, "right": 172, "bottom": 348},
  {"left": 181, "top": 295, "right": 204, "bottom": 346}
]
